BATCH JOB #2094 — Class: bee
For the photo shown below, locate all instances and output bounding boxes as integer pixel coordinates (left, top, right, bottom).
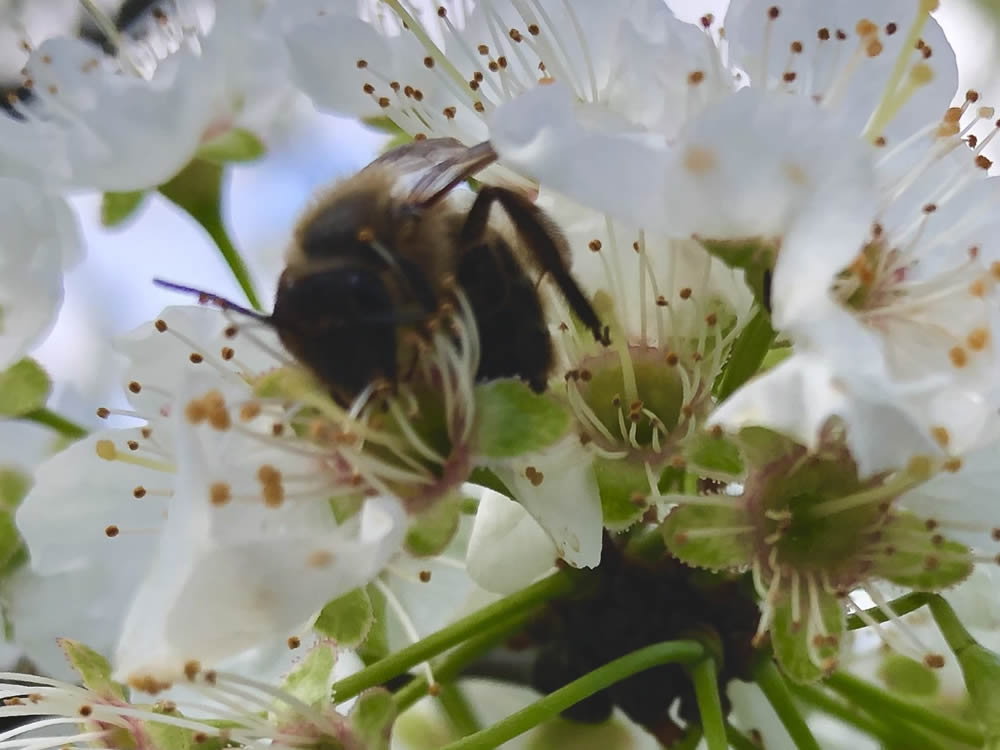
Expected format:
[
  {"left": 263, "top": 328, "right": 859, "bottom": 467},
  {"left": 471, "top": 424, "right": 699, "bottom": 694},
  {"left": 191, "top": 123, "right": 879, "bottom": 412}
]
[{"left": 157, "top": 138, "right": 606, "bottom": 404}]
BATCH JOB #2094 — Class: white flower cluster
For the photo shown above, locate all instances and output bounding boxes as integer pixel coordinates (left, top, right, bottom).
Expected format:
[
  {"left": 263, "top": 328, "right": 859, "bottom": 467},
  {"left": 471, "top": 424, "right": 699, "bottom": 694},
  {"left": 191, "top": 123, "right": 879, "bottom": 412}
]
[{"left": 2, "top": 0, "right": 1000, "bottom": 740}]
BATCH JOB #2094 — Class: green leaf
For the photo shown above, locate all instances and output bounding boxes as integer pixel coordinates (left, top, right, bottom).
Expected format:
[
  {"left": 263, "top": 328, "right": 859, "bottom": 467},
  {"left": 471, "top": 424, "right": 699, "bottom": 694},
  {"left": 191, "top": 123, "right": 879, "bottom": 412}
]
[
  {"left": 660, "top": 502, "right": 753, "bottom": 571},
  {"left": 0, "top": 468, "right": 30, "bottom": 512},
  {"left": 281, "top": 641, "right": 338, "bottom": 709},
  {"left": 348, "top": 688, "right": 396, "bottom": 750},
  {"left": 593, "top": 458, "right": 648, "bottom": 530},
  {"left": 196, "top": 128, "right": 266, "bottom": 164},
  {"left": 684, "top": 432, "right": 744, "bottom": 476},
  {"left": 473, "top": 380, "right": 570, "bottom": 458},
  {"left": 58, "top": 639, "right": 127, "bottom": 701},
  {"left": 357, "top": 583, "right": 390, "bottom": 665},
  {"left": 872, "top": 513, "right": 973, "bottom": 590},
  {"left": 714, "top": 306, "right": 777, "bottom": 401},
  {"left": 771, "top": 586, "right": 844, "bottom": 683},
  {"left": 314, "top": 588, "right": 373, "bottom": 648},
  {"left": 0, "top": 358, "right": 51, "bottom": 417},
  {"left": 405, "top": 493, "right": 461, "bottom": 556},
  {"left": 100, "top": 190, "right": 147, "bottom": 227}
]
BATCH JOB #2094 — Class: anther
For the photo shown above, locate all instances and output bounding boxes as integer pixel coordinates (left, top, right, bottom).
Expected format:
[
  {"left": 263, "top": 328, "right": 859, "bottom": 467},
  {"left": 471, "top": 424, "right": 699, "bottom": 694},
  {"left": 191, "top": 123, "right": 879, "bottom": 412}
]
[
  {"left": 423, "top": 56, "right": 434, "bottom": 68},
  {"left": 886, "top": 22, "right": 898, "bottom": 34},
  {"left": 224, "top": 325, "right": 238, "bottom": 338},
  {"left": 105, "top": 525, "right": 119, "bottom": 538},
  {"left": 967, "top": 328, "right": 989, "bottom": 351},
  {"left": 128, "top": 381, "right": 142, "bottom": 393},
  {"left": 96, "top": 440, "right": 117, "bottom": 460},
  {"left": 588, "top": 239, "right": 602, "bottom": 252},
  {"left": 209, "top": 482, "right": 231, "bottom": 506},
  {"left": 976, "top": 155, "right": 992, "bottom": 170},
  {"left": 189, "top": 353, "right": 204, "bottom": 364},
  {"left": 419, "top": 570, "right": 432, "bottom": 582},
  {"left": 184, "top": 661, "right": 201, "bottom": 680},
  {"left": 767, "top": 6, "right": 780, "bottom": 20},
  {"left": 790, "top": 41, "right": 803, "bottom": 53},
  {"left": 688, "top": 71, "right": 705, "bottom": 85},
  {"left": 133, "top": 486, "right": 146, "bottom": 498},
  {"left": 356, "top": 59, "right": 368, "bottom": 69},
  {"left": 288, "top": 636, "right": 301, "bottom": 649},
  {"left": 154, "top": 319, "right": 168, "bottom": 332},
  {"left": 949, "top": 346, "right": 969, "bottom": 368},
  {"left": 127, "top": 438, "right": 139, "bottom": 450},
  {"left": 818, "top": 27, "right": 830, "bottom": 40}
]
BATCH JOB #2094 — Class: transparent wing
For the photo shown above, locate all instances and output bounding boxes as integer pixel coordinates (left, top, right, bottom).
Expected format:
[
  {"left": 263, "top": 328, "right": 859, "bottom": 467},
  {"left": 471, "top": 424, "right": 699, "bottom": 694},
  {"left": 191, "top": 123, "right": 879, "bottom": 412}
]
[{"left": 365, "top": 138, "right": 498, "bottom": 208}]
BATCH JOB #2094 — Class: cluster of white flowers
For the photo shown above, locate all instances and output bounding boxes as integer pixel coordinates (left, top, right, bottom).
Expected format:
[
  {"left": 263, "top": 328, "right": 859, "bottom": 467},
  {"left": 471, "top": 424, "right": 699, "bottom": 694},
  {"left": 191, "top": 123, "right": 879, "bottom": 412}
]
[{"left": 2, "top": 0, "right": 1000, "bottom": 747}]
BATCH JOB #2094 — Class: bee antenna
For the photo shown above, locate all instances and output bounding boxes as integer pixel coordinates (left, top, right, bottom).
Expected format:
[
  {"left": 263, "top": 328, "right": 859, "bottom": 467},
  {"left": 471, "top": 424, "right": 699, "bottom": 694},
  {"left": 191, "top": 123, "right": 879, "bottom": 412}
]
[{"left": 153, "top": 278, "right": 272, "bottom": 323}]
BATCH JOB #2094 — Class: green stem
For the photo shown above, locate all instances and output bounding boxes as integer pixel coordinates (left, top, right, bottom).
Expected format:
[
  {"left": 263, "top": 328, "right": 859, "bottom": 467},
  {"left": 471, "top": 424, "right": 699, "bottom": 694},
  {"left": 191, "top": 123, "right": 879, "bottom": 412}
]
[
  {"left": 926, "top": 594, "right": 976, "bottom": 654},
  {"left": 846, "top": 592, "right": 929, "bottom": 630},
  {"left": 394, "top": 607, "right": 538, "bottom": 712},
  {"left": 437, "top": 641, "right": 705, "bottom": 750},
  {"left": 826, "top": 671, "right": 983, "bottom": 746},
  {"left": 672, "top": 727, "right": 703, "bottom": 750},
  {"left": 21, "top": 408, "right": 87, "bottom": 439},
  {"left": 437, "top": 684, "right": 481, "bottom": 738},
  {"left": 334, "top": 573, "right": 573, "bottom": 703},
  {"left": 724, "top": 724, "right": 759, "bottom": 750},
  {"left": 690, "top": 658, "right": 726, "bottom": 750},
  {"left": 753, "top": 659, "right": 821, "bottom": 750},
  {"left": 158, "top": 160, "right": 263, "bottom": 311},
  {"left": 200, "top": 213, "right": 263, "bottom": 312},
  {"left": 793, "top": 682, "right": 948, "bottom": 750}
]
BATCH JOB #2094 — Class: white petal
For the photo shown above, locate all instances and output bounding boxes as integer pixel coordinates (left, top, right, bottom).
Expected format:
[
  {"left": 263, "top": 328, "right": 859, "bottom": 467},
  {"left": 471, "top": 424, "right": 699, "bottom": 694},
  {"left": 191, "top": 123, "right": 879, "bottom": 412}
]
[
  {"left": 112, "top": 382, "right": 406, "bottom": 683},
  {"left": 0, "top": 180, "right": 80, "bottom": 369},
  {"left": 725, "top": 0, "right": 957, "bottom": 141},
  {"left": 466, "top": 489, "right": 557, "bottom": 594},
  {"left": 487, "top": 435, "right": 603, "bottom": 568},
  {"left": 710, "top": 351, "right": 940, "bottom": 476}
]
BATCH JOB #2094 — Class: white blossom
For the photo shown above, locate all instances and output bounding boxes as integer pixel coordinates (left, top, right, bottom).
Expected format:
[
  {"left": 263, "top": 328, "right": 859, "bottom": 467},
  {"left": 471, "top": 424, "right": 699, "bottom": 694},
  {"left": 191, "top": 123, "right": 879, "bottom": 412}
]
[{"left": 1, "top": 1, "right": 294, "bottom": 191}]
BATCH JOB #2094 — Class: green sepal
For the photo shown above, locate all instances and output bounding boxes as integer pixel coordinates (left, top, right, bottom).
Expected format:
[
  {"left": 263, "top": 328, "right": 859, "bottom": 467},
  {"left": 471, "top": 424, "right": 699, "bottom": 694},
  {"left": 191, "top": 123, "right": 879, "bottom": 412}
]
[
  {"left": 954, "top": 640, "right": 1000, "bottom": 745},
  {"left": 714, "top": 305, "right": 777, "bottom": 402},
  {"left": 594, "top": 457, "right": 649, "bottom": 530},
  {"left": 143, "top": 708, "right": 195, "bottom": 750},
  {"left": 872, "top": 513, "right": 973, "bottom": 591},
  {"left": 473, "top": 379, "right": 570, "bottom": 458},
  {"left": 700, "top": 238, "right": 776, "bottom": 305},
  {"left": 0, "top": 358, "right": 51, "bottom": 417},
  {"left": 405, "top": 493, "right": 461, "bottom": 556},
  {"left": 0, "top": 468, "right": 29, "bottom": 512},
  {"left": 0, "top": 513, "right": 24, "bottom": 575},
  {"left": 771, "top": 586, "right": 844, "bottom": 683},
  {"left": 281, "top": 640, "right": 338, "bottom": 709},
  {"left": 357, "top": 583, "right": 390, "bottom": 665},
  {"left": 877, "top": 653, "right": 940, "bottom": 698},
  {"left": 314, "top": 588, "right": 373, "bottom": 648},
  {"left": 196, "top": 128, "right": 266, "bottom": 164},
  {"left": 684, "top": 432, "right": 744, "bottom": 476},
  {"left": 660, "top": 502, "right": 753, "bottom": 571},
  {"left": 348, "top": 688, "right": 397, "bottom": 750},
  {"left": 731, "top": 426, "right": 798, "bottom": 470},
  {"left": 58, "top": 639, "right": 127, "bottom": 701},
  {"left": 100, "top": 190, "right": 147, "bottom": 227}
]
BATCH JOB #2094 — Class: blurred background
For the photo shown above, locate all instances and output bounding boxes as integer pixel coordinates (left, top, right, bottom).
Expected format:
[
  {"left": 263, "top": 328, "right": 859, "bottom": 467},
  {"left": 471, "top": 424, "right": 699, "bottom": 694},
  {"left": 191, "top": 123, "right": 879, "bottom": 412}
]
[{"left": 2, "top": 0, "right": 1000, "bottom": 447}]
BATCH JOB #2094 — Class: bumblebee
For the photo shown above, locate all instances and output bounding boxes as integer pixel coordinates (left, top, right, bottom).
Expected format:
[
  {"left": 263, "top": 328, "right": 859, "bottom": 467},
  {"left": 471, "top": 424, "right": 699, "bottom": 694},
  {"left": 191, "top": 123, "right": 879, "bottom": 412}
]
[{"left": 158, "top": 138, "right": 605, "bottom": 403}]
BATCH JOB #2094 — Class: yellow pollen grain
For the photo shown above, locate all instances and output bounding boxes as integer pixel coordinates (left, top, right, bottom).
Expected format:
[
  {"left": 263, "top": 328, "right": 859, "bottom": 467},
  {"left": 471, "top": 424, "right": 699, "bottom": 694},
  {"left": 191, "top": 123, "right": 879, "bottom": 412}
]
[
  {"left": 969, "top": 278, "right": 988, "bottom": 297},
  {"left": 208, "top": 407, "right": 231, "bottom": 431},
  {"left": 910, "top": 63, "right": 934, "bottom": 86},
  {"left": 96, "top": 440, "right": 117, "bottom": 460},
  {"left": 240, "top": 402, "right": 261, "bottom": 421},
  {"left": 949, "top": 346, "right": 969, "bottom": 368},
  {"left": 967, "top": 328, "right": 989, "bottom": 351},
  {"left": 307, "top": 549, "right": 335, "bottom": 568},
  {"left": 865, "top": 39, "right": 883, "bottom": 57},
  {"left": 209, "top": 482, "right": 231, "bottom": 506},
  {"left": 980, "top": 106, "right": 996, "bottom": 119},
  {"left": 258, "top": 465, "right": 281, "bottom": 485},
  {"left": 944, "top": 457, "right": 963, "bottom": 472},
  {"left": 930, "top": 426, "right": 950, "bottom": 447},
  {"left": 185, "top": 400, "right": 207, "bottom": 424},
  {"left": 683, "top": 146, "right": 717, "bottom": 174},
  {"left": 856, "top": 19, "right": 878, "bottom": 36},
  {"left": 263, "top": 483, "right": 285, "bottom": 507}
]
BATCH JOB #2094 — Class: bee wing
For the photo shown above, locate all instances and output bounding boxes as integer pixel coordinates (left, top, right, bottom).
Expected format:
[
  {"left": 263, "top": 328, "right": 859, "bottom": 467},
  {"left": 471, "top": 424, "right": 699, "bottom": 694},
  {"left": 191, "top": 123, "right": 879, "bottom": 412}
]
[{"left": 366, "top": 138, "right": 499, "bottom": 209}]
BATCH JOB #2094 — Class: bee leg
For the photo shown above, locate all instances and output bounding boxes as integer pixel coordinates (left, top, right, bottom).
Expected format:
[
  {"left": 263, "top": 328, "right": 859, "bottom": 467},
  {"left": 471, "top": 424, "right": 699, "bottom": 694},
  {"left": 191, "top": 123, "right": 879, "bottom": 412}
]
[{"left": 459, "top": 186, "right": 607, "bottom": 345}]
